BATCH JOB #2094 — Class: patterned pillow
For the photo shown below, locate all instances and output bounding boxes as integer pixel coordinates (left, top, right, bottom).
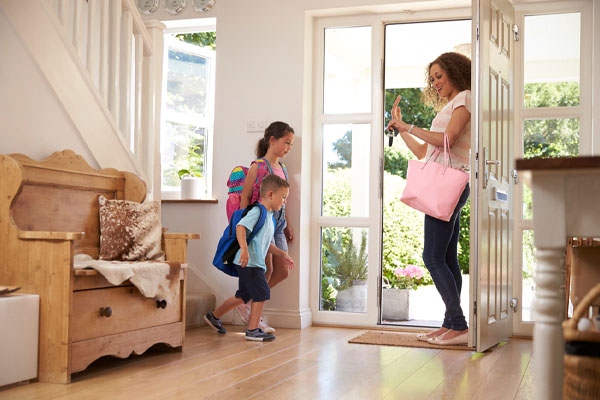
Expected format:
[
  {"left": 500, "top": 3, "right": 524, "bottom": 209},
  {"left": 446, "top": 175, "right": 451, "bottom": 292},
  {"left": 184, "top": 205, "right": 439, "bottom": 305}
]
[{"left": 98, "top": 195, "right": 164, "bottom": 261}]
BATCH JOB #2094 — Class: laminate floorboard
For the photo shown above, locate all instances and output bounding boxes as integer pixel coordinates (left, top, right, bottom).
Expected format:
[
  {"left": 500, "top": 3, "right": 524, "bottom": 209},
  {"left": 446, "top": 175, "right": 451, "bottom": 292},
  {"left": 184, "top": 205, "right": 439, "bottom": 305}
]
[{"left": 0, "top": 326, "right": 534, "bottom": 400}]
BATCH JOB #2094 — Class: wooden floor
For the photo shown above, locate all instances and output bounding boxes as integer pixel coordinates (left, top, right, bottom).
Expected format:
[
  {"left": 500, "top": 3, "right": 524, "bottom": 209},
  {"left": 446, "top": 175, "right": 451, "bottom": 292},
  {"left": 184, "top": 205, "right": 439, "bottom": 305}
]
[{"left": 1, "top": 325, "right": 534, "bottom": 400}]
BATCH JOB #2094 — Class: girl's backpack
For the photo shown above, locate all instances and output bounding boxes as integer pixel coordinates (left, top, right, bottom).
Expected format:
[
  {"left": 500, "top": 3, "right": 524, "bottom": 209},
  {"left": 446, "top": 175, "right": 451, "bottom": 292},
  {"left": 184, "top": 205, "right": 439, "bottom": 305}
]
[
  {"left": 213, "top": 202, "right": 275, "bottom": 276},
  {"left": 225, "top": 159, "right": 288, "bottom": 221}
]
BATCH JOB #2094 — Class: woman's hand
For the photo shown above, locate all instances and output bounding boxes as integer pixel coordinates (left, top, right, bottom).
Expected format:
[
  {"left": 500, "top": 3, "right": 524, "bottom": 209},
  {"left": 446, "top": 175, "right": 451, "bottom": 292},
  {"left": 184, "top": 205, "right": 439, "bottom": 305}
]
[
  {"left": 387, "top": 95, "right": 411, "bottom": 133},
  {"left": 284, "top": 226, "right": 294, "bottom": 243}
]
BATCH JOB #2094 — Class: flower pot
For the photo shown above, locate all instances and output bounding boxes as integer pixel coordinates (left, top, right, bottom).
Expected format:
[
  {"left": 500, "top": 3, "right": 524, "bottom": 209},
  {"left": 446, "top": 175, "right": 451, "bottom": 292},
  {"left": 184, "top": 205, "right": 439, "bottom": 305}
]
[
  {"left": 180, "top": 176, "right": 204, "bottom": 199},
  {"left": 336, "top": 280, "right": 367, "bottom": 313},
  {"left": 381, "top": 288, "right": 409, "bottom": 321}
]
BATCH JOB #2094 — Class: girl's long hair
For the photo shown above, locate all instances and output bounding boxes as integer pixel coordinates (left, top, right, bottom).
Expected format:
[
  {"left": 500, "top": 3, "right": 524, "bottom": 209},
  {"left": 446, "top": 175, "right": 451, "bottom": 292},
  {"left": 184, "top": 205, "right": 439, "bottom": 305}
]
[
  {"left": 256, "top": 121, "right": 295, "bottom": 158},
  {"left": 422, "top": 52, "right": 471, "bottom": 111}
]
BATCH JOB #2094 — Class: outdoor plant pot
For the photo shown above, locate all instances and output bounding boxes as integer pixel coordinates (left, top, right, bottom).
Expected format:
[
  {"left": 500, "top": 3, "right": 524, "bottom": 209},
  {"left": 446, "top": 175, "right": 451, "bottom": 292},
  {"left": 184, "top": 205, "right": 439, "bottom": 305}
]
[
  {"left": 180, "top": 176, "right": 204, "bottom": 199},
  {"left": 336, "top": 279, "right": 367, "bottom": 313},
  {"left": 381, "top": 288, "right": 409, "bottom": 321}
]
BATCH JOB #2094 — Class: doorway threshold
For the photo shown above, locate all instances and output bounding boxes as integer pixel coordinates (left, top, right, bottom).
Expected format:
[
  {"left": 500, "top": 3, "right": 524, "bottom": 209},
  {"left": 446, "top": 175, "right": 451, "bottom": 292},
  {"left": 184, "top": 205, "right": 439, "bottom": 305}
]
[{"left": 381, "top": 319, "right": 442, "bottom": 328}]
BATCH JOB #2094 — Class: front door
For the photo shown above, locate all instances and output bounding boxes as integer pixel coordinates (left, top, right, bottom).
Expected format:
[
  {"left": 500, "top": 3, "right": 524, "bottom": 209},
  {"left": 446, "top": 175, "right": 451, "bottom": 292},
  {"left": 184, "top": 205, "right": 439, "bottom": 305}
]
[{"left": 474, "top": 0, "right": 515, "bottom": 352}]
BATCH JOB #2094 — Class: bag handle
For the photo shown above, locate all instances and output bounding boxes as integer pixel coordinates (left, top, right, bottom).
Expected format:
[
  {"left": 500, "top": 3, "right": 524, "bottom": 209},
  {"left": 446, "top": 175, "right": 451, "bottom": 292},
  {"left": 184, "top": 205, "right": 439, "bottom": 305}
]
[{"left": 421, "top": 132, "right": 453, "bottom": 174}]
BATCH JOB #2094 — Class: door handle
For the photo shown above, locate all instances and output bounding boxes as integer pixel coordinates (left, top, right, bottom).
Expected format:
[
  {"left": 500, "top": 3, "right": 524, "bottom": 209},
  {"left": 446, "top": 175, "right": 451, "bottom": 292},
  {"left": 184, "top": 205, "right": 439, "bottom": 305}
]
[
  {"left": 486, "top": 160, "right": 501, "bottom": 166},
  {"left": 511, "top": 169, "right": 519, "bottom": 184}
]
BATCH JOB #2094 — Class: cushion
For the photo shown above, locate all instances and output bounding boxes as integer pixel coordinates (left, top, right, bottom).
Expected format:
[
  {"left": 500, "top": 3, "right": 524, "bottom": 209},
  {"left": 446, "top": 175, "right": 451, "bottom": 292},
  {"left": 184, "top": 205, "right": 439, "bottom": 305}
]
[{"left": 98, "top": 195, "right": 164, "bottom": 261}]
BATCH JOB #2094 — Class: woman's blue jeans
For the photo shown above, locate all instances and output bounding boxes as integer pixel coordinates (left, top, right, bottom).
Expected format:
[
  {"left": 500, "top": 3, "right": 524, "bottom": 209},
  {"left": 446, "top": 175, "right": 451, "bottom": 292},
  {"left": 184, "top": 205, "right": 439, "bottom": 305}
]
[{"left": 422, "top": 184, "right": 470, "bottom": 331}]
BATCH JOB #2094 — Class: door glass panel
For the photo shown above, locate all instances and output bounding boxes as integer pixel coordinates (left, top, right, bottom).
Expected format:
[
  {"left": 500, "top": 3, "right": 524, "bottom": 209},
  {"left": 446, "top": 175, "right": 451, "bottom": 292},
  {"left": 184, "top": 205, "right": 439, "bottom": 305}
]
[
  {"left": 320, "top": 227, "right": 368, "bottom": 313},
  {"left": 523, "top": 118, "right": 579, "bottom": 158},
  {"left": 522, "top": 180, "right": 533, "bottom": 220},
  {"left": 522, "top": 230, "right": 536, "bottom": 322},
  {"left": 322, "top": 124, "right": 370, "bottom": 217},
  {"left": 323, "top": 26, "right": 371, "bottom": 114},
  {"left": 523, "top": 13, "right": 580, "bottom": 108}
]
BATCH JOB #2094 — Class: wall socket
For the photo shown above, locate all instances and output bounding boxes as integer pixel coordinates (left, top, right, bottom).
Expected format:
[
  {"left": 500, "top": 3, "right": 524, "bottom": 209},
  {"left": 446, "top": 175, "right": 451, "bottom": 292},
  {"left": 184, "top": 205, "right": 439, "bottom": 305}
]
[{"left": 246, "top": 120, "right": 268, "bottom": 133}]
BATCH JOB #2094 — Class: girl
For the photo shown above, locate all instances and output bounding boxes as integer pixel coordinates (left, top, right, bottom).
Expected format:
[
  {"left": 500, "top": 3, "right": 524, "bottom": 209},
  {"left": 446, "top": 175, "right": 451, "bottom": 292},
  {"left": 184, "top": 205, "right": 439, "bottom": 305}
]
[
  {"left": 387, "top": 52, "right": 471, "bottom": 345},
  {"left": 236, "top": 121, "right": 295, "bottom": 333}
]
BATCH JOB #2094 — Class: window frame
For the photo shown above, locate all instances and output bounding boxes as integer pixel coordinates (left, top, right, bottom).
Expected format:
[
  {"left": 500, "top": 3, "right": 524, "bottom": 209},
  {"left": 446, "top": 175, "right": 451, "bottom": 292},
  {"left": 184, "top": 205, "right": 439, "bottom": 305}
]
[
  {"left": 512, "top": 0, "right": 593, "bottom": 336},
  {"left": 160, "top": 24, "right": 216, "bottom": 200}
]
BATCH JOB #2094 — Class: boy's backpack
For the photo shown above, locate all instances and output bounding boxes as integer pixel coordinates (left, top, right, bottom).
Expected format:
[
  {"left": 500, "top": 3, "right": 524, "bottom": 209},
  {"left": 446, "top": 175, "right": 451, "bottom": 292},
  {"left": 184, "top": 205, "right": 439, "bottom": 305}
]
[
  {"left": 225, "top": 158, "right": 288, "bottom": 221},
  {"left": 213, "top": 202, "right": 275, "bottom": 277}
]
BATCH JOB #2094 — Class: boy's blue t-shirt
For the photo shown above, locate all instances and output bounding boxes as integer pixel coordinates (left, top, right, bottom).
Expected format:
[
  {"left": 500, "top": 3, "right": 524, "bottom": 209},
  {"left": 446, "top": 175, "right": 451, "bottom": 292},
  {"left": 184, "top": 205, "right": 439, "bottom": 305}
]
[{"left": 233, "top": 206, "right": 274, "bottom": 271}]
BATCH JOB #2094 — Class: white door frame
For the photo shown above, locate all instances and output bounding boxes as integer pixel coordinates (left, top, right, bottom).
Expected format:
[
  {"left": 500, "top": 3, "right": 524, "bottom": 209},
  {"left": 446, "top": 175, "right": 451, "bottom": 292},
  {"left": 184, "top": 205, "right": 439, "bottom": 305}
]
[
  {"left": 309, "top": 8, "right": 471, "bottom": 326},
  {"left": 511, "top": 0, "right": 593, "bottom": 336}
]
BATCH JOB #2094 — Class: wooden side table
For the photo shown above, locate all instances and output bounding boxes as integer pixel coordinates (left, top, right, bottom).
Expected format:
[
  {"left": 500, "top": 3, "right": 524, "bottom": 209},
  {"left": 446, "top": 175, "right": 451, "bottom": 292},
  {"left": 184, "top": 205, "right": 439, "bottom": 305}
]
[{"left": 516, "top": 157, "right": 600, "bottom": 400}]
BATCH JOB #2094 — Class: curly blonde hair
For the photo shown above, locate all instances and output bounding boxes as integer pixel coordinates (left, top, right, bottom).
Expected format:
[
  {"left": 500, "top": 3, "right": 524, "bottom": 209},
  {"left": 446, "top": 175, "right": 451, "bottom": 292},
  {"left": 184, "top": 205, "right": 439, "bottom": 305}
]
[{"left": 421, "top": 52, "right": 471, "bottom": 111}]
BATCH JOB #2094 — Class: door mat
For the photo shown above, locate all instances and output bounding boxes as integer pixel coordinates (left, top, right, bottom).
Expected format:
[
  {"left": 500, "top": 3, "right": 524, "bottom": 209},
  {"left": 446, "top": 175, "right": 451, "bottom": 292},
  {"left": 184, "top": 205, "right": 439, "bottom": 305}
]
[{"left": 349, "top": 331, "right": 475, "bottom": 351}]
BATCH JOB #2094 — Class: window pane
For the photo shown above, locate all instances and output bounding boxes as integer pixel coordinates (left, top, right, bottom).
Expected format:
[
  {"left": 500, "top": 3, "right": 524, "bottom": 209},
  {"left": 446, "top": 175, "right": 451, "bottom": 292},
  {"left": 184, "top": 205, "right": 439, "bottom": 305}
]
[
  {"left": 320, "top": 227, "right": 368, "bottom": 313},
  {"left": 524, "top": 13, "right": 580, "bottom": 108},
  {"left": 161, "top": 122, "right": 206, "bottom": 192},
  {"left": 522, "top": 230, "right": 536, "bottom": 322},
  {"left": 523, "top": 118, "right": 579, "bottom": 158},
  {"left": 322, "top": 124, "right": 370, "bottom": 217},
  {"left": 167, "top": 49, "right": 209, "bottom": 116},
  {"left": 522, "top": 180, "right": 533, "bottom": 220},
  {"left": 323, "top": 26, "right": 371, "bottom": 114}
]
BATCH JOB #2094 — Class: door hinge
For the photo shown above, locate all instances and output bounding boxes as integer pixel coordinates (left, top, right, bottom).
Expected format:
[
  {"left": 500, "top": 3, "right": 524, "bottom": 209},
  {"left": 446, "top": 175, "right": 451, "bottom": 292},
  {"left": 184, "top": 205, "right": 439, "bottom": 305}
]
[
  {"left": 512, "top": 24, "right": 520, "bottom": 41},
  {"left": 476, "top": 25, "right": 480, "bottom": 41},
  {"left": 473, "top": 300, "right": 477, "bottom": 315}
]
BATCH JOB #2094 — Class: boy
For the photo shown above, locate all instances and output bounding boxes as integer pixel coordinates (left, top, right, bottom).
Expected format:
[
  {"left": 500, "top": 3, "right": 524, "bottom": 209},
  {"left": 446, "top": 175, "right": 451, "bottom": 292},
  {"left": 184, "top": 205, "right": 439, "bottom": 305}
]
[{"left": 204, "top": 174, "right": 294, "bottom": 341}]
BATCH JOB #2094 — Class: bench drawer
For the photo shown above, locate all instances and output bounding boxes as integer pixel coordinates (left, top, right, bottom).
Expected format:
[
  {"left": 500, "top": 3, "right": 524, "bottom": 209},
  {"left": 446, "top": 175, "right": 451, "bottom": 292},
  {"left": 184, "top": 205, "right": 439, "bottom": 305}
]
[{"left": 71, "top": 286, "right": 181, "bottom": 342}]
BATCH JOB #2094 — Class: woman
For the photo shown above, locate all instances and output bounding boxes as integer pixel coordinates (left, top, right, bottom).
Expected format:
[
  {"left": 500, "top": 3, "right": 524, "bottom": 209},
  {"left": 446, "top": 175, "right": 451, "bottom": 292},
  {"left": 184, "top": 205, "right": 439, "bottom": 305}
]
[{"left": 387, "top": 52, "right": 471, "bottom": 345}]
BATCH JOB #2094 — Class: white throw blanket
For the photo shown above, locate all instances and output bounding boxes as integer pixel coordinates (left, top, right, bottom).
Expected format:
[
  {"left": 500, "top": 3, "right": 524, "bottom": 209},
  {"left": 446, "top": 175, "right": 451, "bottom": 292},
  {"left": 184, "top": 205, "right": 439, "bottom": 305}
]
[{"left": 74, "top": 254, "right": 180, "bottom": 303}]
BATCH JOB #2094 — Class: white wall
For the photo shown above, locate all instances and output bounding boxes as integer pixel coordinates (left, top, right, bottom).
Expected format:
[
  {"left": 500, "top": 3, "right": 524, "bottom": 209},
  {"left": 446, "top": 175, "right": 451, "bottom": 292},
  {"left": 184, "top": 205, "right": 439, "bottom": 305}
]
[
  {"left": 0, "top": 10, "right": 96, "bottom": 165},
  {"left": 157, "top": 0, "right": 424, "bottom": 328},
  {"left": 157, "top": 0, "right": 575, "bottom": 328}
]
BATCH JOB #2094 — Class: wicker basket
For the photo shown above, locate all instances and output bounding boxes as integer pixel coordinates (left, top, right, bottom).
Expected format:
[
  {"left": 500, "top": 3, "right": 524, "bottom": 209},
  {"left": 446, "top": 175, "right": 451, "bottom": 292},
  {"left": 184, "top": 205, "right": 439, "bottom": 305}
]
[{"left": 562, "top": 283, "right": 600, "bottom": 400}]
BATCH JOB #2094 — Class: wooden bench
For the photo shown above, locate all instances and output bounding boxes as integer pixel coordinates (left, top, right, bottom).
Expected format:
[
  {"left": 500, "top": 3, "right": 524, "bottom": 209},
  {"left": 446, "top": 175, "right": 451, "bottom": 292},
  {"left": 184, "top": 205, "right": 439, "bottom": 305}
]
[{"left": 0, "top": 150, "right": 199, "bottom": 383}]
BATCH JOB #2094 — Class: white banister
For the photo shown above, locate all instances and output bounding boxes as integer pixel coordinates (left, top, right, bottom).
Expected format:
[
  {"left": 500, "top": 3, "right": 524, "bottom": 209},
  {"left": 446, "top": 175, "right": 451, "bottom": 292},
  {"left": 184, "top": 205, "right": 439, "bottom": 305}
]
[
  {"left": 72, "top": 0, "right": 81, "bottom": 53},
  {"left": 86, "top": 0, "right": 96, "bottom": 77},
  {"left": 99, "top": 0, "right": 109, "bottom": 103},
  {"left": 57, "top": 0, "right": 65, "bottom": 24},
  {"left": 134, "top": 32, "right": 144, "bottom": 163},
  {"left": 120, "top": 9, "right": 133, "bottom": 148},
  {"left": 109, "top": 0, "right": 121, "bottom": 126}
]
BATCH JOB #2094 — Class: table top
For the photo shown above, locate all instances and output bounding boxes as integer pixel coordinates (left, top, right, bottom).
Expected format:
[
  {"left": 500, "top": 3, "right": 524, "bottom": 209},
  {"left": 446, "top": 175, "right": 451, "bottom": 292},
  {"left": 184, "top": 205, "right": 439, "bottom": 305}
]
[{"left": 515, "top": 156, "right": 600, "bottom": 171}]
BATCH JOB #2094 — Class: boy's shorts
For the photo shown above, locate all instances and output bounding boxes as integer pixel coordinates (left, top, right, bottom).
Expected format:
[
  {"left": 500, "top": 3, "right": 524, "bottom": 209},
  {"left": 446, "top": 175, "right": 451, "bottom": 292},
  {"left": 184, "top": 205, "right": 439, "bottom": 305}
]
[{"left": 234, "top": 265, "right": 270, "bottom": 303}]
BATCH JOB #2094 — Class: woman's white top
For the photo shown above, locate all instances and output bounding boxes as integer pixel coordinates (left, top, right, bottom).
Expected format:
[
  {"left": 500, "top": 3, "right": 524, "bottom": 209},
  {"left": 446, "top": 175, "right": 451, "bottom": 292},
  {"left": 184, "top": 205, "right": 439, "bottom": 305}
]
[{"left": 425, "top": 89, "right": 471, "bottom": 169}]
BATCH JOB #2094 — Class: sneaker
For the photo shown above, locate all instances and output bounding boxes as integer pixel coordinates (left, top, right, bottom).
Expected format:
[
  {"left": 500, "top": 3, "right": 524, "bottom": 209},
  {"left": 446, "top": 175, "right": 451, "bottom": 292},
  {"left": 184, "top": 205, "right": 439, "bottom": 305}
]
[
  {"left": 258, "top": 319, "right": 275, "bottom": 334},
  {"left": 235, "top": 302, "right": 250, "bottom": 325},
  {"left": 245, "top": 328, "right": 275, "bottom": 342},
  {"left": 203, "top": 312, "right": 226, "bottom": 334}
]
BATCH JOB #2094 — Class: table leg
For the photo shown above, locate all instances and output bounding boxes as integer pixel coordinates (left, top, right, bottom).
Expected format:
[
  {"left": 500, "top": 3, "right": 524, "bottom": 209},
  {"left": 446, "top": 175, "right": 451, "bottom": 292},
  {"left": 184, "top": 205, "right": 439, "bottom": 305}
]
[{"left": 533, "top": 247, "right": 565, "bottom": 400}]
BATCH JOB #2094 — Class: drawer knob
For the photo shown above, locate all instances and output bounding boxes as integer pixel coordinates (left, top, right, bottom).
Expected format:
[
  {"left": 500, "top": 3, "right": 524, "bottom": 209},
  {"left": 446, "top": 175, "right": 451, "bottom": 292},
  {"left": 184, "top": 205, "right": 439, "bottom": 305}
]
[
  {"left": 156, "top": 299, "right": 167, "bottom": 309},
  {"left": 99, "top": 307, "right": 112, "bottom": 317}
]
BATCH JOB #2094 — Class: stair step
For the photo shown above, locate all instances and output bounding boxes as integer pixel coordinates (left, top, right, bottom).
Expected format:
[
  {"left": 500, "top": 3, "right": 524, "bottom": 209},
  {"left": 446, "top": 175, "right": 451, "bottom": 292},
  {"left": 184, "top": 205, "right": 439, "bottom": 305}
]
[{"left": 186, "top": 292, "right": 216, "bottom": 329}]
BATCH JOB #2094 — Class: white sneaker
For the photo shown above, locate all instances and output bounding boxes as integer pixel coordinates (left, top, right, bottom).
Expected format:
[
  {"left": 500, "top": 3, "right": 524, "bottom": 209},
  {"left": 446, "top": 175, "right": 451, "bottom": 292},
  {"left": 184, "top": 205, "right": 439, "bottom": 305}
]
[
  {"left": 235, "top": 302, "right": 250, "bottom": 324},
  {"left": 258, "top": 319, "right": 275, "bottom": 334}
]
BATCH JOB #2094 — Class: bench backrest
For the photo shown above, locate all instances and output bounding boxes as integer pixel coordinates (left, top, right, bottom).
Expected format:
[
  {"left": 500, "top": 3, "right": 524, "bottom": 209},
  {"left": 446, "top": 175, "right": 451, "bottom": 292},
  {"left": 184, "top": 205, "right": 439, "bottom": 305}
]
[{"left": 8, "top": 150, "right": 146, "bottom": 257}]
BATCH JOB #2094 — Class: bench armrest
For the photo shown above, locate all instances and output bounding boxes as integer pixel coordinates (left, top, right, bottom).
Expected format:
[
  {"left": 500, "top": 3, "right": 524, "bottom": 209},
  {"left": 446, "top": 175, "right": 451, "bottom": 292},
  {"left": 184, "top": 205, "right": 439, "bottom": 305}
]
[{"left": 18, "top": 231, "right": 85, "bottom": 241}]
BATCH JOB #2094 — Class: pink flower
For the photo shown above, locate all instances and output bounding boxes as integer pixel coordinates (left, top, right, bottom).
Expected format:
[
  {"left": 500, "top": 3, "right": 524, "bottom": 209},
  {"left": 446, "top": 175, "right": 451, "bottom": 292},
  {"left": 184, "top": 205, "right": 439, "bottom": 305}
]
[{"left": 394, "top": 265, "right": 424, "bottom": 280}]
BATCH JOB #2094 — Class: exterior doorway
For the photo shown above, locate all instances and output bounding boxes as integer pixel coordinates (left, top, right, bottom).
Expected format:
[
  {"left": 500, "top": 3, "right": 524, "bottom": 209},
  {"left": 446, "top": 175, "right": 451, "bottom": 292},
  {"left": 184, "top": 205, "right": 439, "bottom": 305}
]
[{"left": 381, "top": 19, "right": 472, "bottom": 328}]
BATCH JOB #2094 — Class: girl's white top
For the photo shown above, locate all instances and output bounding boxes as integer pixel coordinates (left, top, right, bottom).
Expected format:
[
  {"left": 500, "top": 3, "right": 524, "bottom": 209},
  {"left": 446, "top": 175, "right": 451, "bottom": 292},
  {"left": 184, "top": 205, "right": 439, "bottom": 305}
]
[{"left": 425, "top": 89, "right": 471, "bottom": 169}]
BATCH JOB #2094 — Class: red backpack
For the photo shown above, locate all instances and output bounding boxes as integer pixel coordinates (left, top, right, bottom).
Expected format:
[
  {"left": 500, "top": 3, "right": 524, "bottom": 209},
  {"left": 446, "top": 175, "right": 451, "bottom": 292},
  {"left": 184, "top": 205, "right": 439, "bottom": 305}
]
[{"left": 225, "top": 159, "right": 288, "bottom": 221}]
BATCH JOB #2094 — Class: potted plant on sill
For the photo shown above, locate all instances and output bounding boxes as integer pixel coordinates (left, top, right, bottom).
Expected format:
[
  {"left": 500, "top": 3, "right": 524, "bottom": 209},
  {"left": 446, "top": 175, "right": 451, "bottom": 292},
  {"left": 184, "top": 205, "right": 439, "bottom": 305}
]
[
  {"left": 381, "top": 264, "right": 425, "bottom": 321},
  {"left": 178, "top": 168, "right": 204, "bottom": 199},
  {"left": 322, "top": 231, "right": 368, "bottom": 313}
]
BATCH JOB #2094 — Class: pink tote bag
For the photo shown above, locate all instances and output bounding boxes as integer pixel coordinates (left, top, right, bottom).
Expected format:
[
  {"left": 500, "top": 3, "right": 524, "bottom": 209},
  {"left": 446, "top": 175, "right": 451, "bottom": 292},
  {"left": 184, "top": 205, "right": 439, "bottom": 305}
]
[{"left": 400, "top": 134, "right": 469, "bottom": 222}]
